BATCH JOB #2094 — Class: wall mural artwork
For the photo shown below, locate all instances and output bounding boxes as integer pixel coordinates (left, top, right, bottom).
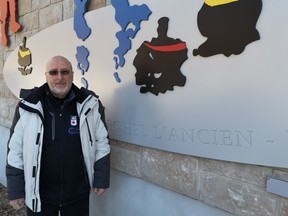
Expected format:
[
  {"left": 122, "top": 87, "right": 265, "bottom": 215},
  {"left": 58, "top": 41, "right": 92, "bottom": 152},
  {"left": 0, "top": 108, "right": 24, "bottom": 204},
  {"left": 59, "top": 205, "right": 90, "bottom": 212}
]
[
  {"left": 75, "top": 45, "right": 90, "bottom": 88},
  {"left": 76, "top": 46, "right": 90, "bottom": 75},
  {"left": 4, "top": 0, "right": 288, "bottom": 168},
  {"left": 74, "top": 0, "right": 91, "bottom": 41},
  {"left": 0, "top": 0, "right": 21, "bottom": 46},
  {"left": 133, "top": 17, "right": 188, "bottom": 95},
  {"left": 74, "top": 0, "right": 91, "bottom": 89},
  {"left": 193, "top": 0, "right": 262, "bottom": 57},
  {"left": 18, "top": 37, "right": 32, "bottom": 75},
  {"left": 46, "top": 0, "right": 263, "bottom": 95},
  {"left": 111, "top": 0, "right": 151, "bottom": 83}
]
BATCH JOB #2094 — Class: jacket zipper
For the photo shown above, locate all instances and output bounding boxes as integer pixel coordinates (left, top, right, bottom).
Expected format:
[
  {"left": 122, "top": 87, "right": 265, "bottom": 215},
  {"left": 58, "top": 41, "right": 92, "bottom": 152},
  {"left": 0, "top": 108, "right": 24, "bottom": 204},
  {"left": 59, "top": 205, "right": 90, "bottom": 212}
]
[
  {"left": 32, "top": 117, "right": 44, "bottom": 212},
  {"left": 49, "top": 112, "right": 55, "bottom": 141},
  {"left": 85, "top": 119, "right": 93, "bottom": 146}
]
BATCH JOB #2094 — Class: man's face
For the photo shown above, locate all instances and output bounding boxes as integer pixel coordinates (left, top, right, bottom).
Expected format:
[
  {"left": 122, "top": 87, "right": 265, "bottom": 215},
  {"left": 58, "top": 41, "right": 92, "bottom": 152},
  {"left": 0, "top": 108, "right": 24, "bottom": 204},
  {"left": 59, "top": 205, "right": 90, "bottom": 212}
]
[{"left": 45, "top": 56, "right": 74, "bottom": 99}]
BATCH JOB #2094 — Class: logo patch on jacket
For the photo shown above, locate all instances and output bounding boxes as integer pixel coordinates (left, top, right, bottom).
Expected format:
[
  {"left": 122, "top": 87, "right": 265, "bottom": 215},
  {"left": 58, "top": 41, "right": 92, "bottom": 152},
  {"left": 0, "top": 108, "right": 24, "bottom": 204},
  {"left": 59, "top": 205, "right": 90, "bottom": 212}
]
[
  {"left": 70, "top": 116, "right": 77, "bottom": 126},
  {"left": 68, "top": 127, "right": 80, "bottom": 134}
]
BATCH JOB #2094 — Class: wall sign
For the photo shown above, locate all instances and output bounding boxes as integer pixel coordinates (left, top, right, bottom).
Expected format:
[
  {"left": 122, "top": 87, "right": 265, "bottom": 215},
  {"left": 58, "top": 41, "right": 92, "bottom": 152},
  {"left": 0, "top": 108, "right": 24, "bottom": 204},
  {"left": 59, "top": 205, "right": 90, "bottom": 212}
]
[{"left": 3, "top": 0, "right": 288, "bottom": 168}]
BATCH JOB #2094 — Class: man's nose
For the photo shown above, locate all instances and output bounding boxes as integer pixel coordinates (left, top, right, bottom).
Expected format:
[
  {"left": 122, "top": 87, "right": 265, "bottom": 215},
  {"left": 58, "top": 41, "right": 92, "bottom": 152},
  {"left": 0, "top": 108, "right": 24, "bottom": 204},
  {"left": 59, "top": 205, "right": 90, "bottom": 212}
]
[{"left": 56, "top": 72, "right": 64, "bottom": 79}]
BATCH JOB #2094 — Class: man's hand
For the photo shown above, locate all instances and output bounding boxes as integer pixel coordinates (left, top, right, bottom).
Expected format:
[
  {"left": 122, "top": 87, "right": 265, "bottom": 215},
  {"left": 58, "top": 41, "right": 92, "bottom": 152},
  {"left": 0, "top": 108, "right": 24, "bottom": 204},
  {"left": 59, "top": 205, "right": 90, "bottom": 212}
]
[
  {"left": 9, "top": 198, "right": 25, "bottom": 210},
  {"left": 93, "top": 188, "right": 106, "bottom": 196}
]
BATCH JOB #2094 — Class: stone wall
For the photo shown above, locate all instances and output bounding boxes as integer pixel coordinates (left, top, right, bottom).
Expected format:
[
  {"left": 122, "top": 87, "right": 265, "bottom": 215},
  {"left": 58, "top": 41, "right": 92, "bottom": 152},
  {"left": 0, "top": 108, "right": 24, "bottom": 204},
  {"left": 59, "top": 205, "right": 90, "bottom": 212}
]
[{"left": 0, "top": 1, "right": 288, "bottom": 216}]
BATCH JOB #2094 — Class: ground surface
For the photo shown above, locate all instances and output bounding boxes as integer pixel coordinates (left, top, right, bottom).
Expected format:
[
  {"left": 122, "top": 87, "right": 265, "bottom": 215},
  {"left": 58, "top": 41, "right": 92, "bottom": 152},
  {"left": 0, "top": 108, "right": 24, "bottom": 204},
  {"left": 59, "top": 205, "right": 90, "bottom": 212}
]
[{"left": 0, "top": 184, "right": 26, "bottom": 216}]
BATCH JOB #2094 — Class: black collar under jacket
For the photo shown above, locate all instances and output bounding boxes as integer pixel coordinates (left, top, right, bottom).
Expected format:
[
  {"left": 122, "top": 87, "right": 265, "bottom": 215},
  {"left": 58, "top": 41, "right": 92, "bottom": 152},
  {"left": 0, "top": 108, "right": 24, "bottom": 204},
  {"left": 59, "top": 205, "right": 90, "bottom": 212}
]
[{"left": 18, "top": 83, "right": 107, "bottom": 131}]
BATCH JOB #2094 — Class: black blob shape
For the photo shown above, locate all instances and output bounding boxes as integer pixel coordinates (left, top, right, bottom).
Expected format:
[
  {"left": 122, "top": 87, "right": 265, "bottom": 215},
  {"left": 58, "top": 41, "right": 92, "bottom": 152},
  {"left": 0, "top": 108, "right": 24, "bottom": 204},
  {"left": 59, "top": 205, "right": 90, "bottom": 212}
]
[
  {"left": 133, "top": 17, "right": 188, "bottom": 95},
  {"left": 193, "top": 0, "right": 262, "bottom": 57}
]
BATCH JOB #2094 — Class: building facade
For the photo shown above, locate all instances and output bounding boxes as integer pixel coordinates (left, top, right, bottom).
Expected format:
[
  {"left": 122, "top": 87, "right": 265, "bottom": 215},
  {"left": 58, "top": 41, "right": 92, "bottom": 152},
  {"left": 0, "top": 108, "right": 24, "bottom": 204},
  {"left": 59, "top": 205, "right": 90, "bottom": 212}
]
[{"left": 0, "top": 1, "right": 288, "bottom": 215}]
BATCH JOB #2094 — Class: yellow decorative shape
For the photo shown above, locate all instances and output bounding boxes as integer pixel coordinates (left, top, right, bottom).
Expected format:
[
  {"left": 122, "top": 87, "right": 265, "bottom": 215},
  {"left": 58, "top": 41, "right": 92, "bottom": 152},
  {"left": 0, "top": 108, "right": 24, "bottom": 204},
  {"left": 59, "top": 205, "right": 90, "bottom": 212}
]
[
  {"left": 205, "top": 0, "right": 239, "bottom": 7},
  {"left": 18, "top": 49, "right": 31, "bottom": 58}
]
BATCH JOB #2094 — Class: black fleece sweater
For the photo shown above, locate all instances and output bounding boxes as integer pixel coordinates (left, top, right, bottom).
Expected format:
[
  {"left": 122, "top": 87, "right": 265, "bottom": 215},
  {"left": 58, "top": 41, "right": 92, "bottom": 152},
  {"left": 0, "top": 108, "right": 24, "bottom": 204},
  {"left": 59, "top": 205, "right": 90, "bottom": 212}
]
[{"left": 40, "top": 88, "right": 90, "bottom": 205}]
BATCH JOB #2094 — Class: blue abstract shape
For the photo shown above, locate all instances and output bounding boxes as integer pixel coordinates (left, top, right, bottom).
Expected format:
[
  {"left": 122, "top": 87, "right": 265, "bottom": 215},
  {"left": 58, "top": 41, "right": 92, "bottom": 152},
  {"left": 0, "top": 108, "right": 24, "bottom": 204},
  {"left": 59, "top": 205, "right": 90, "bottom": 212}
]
[
  {"left": 76, "top": 45, "right": 90, "bottom": 75},
  {"left": 113, "top": 72, "right": 121, "bottom": 83},
  {"left": 112, "top": 0, "right": 151, "bottom": 82},
  {"left": 113, "top": 30, "right": 133, "bottom": 69},
  {"left": 81, "top": 77, "right": 89, "bottom": 89},
  {"left": 74, "top": 0, "right": 91, "bottom": 41}
]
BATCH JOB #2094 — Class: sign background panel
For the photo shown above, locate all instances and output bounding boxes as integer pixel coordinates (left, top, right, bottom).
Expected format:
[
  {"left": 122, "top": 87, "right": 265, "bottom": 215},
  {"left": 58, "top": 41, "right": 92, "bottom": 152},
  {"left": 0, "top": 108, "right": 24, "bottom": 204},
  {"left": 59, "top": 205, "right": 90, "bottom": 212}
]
[{"left": 3, "top": 0, "right": 288, "bottom": 167}]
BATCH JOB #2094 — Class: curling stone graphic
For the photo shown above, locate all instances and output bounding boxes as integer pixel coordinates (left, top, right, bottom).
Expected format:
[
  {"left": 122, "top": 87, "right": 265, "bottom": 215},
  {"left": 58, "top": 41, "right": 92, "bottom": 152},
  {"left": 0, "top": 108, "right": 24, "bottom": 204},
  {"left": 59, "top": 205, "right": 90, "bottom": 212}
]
[
  {"left": 18, "top": 37, "right": 33, "bottom": 75},
  {"left": 133, "top": 17, "right": 188, "bottom": 95},
  {"left": 193, "top": 0, "right": 262, "bottom": 57}
]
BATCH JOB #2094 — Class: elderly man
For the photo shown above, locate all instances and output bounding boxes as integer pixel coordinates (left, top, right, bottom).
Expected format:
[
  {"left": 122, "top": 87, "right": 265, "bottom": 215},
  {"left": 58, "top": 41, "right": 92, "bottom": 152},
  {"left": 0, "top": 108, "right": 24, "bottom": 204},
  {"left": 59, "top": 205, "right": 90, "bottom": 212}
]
[{"left": 6, "top": 56, "right": 110, "bottom": 216}]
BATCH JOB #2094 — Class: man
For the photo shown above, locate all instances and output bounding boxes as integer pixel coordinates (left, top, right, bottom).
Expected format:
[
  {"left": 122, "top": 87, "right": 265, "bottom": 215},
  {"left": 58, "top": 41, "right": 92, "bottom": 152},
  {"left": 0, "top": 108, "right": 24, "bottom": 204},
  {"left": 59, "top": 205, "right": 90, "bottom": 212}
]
[{"left": 6, "top": 56, "right": 110, "bottom": 215}]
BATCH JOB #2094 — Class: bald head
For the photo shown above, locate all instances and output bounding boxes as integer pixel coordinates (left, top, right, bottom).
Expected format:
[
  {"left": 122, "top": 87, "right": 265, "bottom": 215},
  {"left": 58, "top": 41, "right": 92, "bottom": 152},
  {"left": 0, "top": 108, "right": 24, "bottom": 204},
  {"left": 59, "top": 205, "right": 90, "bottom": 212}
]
[
  {"left": 45, "top": 56, "right": 74, "bottom": 98},
  {"left": 46, "top": 56, "right": 73, "bottom": 72}
]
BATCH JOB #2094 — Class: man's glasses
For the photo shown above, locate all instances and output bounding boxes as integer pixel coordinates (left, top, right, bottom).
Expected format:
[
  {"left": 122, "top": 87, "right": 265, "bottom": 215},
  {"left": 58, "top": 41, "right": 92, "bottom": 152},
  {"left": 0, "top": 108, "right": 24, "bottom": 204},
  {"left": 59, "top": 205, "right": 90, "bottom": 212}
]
[{"left": 47, "top": 70, "right": 71, "bottom": 76}]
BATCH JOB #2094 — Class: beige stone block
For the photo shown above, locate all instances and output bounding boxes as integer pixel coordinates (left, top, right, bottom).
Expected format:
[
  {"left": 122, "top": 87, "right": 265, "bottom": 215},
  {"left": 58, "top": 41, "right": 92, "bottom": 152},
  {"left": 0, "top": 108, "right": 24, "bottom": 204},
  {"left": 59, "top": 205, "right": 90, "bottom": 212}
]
[
  {"left": 15, "top": 32, "right": 33, "bottom": 47},
  {"left": 0, "top": 55, "right": 3, "bottom": 74},
  {"left": 106, "top": 0, "right": 111, "bottom": 6},
  {"left": 39, "top": 3, "right": 63, "bottom": 30},
  {"left": 281, "top": 198, "right": 288, "bottom": 216},
  {"left": 0, "top": 82, "right": 5, "bottom": 97},
  {"left": 0, "top": 49, "right": 5, "bottom": 62},
  {"left": 200, "top": 172, "right": 277, "bottom": 216},
  {"left": 31, "top": 0, "right": 51, "bottom": 11},
  {"left": 200, "top": 158, "right": 272, "bottom": 188},
  {"left": 20, "top": 12, "right": 39, "bottom": 32},
  {"left": 6, "top": 35, "right": 16, "bottom": 51},
  {"left": 87, "top": 0, "right": 105, "bottom": 11},
  {"left": 273, "top": 170, "right": 288, "bottom": 180},
  {"left": 113, "top": 141, "right": 142, "bottom": 152},
  {"left": 111, "top": 142, "right": 141, "bottom": 178},
  {"left": 63, "top": 0, "right": 75, "bottom": 20},
  {"left": 4, "top": 84, "right": 17, "bottom": 98},
  {"left": 4, "top": 119, "right": 12, "bottom": 128},
  {"left": 3, "top": 50, "right": 12, "bottom": 62},
  {"left": 0, "top": 117, "right": 5, "bottom": 126},
  {"left": 0, "top": 99, "right": 9, "bottom": 118},
  {"left": 4, "top": 85, "right": 14, "bottom": 98},
  {"left": 141, "top": 148, "right": 199, "bottom": 199},
  {"left": 9, "top": 106, "right": 16, "bottom": 121},
  {"left": 109, "top": 138, "right": 117, "bottom": 145},
  {"left": 18, "top": 0, "right": 32, "bottom": 16},
  {"left": 8, "top": 98, "right": 19, "bottom": 107}
]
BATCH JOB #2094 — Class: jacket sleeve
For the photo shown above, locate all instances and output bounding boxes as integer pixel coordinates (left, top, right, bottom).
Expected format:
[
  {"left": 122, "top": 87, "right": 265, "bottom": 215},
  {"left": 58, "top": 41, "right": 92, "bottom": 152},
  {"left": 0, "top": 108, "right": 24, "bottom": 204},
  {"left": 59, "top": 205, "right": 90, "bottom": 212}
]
[
  {"left": 93, "top": 99, "right": 110, "bottom": 189},
  {"left": 93, "top": 154, "right": 110, "bottom": 188},
  {"left": 6, "top": 103, "right": 25, "bottom": 200}
]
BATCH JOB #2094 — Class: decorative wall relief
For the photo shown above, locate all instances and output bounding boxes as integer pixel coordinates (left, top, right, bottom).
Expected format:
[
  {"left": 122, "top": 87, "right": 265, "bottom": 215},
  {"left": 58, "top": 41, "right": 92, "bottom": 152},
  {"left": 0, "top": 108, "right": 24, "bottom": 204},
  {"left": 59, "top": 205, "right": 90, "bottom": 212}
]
[
  {"left": 76, "top": 46, "right": 90, "bottom": 75},
  {"left": 133, "top": 17, "right": 188, "bottom": 95},
  {"left": 18, "top": 37, "right": 32, "bottom": 75},
  {"left": 74, "top": 0, "right": 91, "bottom": 89},
  {"left": 193, "top": 0, "right": 262, "bottom": 57},
  {"left": 111, "top": 0, "right": 151, "bottom": 82},
  {"left": 0, "top": 0, "right": 21, "bottom": 46},
  {"left": 5, "top": 0, "right": 288, "bottom": 168},
  {"left": 74, "top": 0, "right": 91, "bottom": 41}
]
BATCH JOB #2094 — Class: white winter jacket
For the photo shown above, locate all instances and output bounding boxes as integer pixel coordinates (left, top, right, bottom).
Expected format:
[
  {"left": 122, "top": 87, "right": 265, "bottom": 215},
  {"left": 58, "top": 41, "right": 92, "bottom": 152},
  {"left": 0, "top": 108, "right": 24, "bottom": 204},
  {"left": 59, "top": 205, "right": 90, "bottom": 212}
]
[{"left": 6, "top": 83, "right": 110, "bottom": 212}]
